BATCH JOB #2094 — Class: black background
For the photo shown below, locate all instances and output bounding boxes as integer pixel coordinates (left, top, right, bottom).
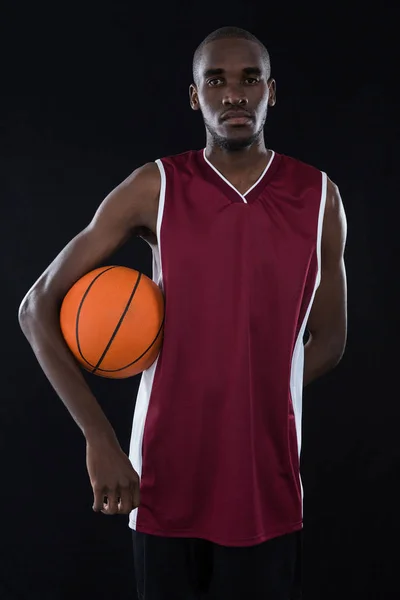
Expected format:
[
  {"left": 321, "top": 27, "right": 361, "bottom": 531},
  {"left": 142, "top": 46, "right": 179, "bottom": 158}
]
[{"left": 1, "top": 2, "right": 398, "bottom": 599}]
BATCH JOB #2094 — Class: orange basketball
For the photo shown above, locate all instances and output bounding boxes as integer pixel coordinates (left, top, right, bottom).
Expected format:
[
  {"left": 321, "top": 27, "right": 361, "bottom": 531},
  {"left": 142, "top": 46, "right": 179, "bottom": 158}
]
[{"left": 60, "top": 266, "right": 164, "bottom": 379}]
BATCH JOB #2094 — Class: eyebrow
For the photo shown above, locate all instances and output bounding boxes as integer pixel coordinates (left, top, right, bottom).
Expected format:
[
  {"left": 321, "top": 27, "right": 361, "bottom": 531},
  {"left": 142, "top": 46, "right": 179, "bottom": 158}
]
[
  {"left": 242, "top": 67, "right": 262, "bottom": 76},
  {"left": 203, "top": 66, "right": 263, "bottom": 78}
]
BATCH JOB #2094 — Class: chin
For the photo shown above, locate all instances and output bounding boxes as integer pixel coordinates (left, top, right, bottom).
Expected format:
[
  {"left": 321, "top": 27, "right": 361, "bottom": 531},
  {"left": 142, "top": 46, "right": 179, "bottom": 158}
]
[
  {"left": 216, "top": 134, "right": 257, "bottom": 152},
  {"left": 205, "top": 119, "right": 264, "bottom": 152}
]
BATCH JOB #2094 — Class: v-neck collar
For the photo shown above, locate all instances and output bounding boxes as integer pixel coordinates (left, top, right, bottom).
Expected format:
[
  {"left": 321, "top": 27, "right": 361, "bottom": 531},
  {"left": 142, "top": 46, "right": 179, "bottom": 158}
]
[{"left": 201, "top": 148, "right": 279, "bottom": 204}]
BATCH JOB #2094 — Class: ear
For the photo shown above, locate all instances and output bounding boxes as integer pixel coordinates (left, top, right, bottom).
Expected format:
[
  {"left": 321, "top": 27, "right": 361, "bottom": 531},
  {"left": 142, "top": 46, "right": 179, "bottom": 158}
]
[
  {"left": 189, "top": 84, "right": 200, "bottom": 111},
  {"left": 267, "top": 79, "right": 277, "bottom": 107}
]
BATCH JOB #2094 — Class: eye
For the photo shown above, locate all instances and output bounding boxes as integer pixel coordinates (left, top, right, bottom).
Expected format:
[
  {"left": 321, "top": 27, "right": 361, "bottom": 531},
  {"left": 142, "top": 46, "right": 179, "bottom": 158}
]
[
  {"left": 207, "top": 78, "right": 224, "bottom": 87},
  {"left": 244, "top": 77, "right": 260, "bottom": 85}
]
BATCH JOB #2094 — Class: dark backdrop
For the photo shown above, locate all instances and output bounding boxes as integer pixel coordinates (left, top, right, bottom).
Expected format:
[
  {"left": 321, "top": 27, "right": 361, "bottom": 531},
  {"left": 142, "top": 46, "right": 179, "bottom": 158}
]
[{"left": 1, "top": 2, "right": 398, "bottom": 599}]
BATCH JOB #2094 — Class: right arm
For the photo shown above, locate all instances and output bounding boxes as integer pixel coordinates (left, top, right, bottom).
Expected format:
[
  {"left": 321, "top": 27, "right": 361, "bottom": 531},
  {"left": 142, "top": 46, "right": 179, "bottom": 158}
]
[{"left": 18, "top": 162, "right": 160, "bottom": 514}]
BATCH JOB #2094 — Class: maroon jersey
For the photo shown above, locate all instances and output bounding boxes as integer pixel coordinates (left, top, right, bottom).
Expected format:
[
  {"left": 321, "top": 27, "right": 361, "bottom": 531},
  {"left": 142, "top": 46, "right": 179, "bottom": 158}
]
[{"left": 129, "top": 149, "right": 327, "bottom": 547}]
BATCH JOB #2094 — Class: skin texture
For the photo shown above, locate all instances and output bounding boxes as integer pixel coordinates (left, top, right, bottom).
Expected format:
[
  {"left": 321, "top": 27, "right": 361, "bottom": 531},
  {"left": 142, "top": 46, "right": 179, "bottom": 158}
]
[{"left": 19, "top": 36, "right": 347, "bottom": 516}]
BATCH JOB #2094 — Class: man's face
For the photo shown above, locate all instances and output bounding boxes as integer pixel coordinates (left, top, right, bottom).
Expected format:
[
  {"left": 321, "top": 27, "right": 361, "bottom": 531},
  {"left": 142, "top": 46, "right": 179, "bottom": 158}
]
[{"left": 190, "top": 38, "right": 276, "bottom": 151}]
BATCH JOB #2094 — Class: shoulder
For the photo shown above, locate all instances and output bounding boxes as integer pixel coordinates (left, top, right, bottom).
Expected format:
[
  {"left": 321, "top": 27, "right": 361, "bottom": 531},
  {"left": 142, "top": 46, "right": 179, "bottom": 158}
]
[
  {"left": 324, "top": 177, "right": 347, "bottom": 236},
  {"left": 158, "top": 149, "right": 202, "bottom": 173},
  {"left": 115, "top": 162, "right": 162, "bottom": 211},
  {"left": 125, "top": 161, "right": 161, "bottom": 189},
  {"left": 273, "top": 152, "right": 325, "bottom": 195},
  {"left": 275, "top": 152, "right": 322, "bottom": 175},
  {"left": 277, "top": 155, "right": 347, "bottom": 235},
  {"left": 97, "top": 162, "right": 162, "bottom": 234}
]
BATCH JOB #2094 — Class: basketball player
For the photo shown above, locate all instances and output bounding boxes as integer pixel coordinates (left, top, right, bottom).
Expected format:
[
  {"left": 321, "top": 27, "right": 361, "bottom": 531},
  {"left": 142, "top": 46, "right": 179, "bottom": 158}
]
[{"left": 19, "top": 27, "right": 347, "bottom": 600}]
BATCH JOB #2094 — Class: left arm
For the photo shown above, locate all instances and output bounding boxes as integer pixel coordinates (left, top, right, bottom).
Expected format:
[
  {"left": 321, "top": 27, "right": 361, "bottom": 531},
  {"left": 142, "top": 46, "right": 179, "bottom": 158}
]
[{"left": 304, "top": 178, "right": 348, "bottom": 387}]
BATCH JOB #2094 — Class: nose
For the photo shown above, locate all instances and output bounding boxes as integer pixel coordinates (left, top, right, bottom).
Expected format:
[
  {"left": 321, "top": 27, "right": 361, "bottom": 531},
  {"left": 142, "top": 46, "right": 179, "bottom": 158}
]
[{"left": 222, "top": 86, "right": 249, "bottom": 107}]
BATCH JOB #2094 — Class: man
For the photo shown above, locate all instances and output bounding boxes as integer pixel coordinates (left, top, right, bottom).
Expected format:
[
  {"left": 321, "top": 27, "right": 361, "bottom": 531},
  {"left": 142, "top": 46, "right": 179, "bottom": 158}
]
[{"left": 19, "top": 26, "right": 347, "bottom": 600}]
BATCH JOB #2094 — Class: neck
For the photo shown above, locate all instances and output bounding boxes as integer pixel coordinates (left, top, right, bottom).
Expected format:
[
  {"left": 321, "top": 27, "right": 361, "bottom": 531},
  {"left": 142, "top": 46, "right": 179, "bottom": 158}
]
[{"left": 204, "top": 133, "right": 268, "bottom": 172}]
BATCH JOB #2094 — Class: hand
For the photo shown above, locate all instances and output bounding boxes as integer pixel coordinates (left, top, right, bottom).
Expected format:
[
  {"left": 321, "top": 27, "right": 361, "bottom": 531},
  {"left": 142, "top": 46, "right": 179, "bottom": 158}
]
[{"left": 86, "top": 436, "right": 140, "bottom": 515}]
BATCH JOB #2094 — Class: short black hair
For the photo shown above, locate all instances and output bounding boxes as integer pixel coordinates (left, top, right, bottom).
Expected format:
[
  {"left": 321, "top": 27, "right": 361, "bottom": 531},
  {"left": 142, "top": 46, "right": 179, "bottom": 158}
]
[{"left": 192, "top": 26, "right": 271, "bottom": 85}]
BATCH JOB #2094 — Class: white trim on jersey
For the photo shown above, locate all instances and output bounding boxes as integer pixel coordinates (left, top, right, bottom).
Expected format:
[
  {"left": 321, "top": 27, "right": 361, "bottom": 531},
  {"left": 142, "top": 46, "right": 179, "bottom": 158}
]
[
  {"left": 290, "top": 170, "right": 327, "bottom": 452},
  {"left": 289, "top": 171, "right": 328, "bottom": 506},
  {"left": 202, "top": 148, "right": 276, "bottom": 202},
  {"left": 155, "top": 159, "right": 167, "bottom": 290},
  {"left": 128, "top": 159, "right": 167, "bottom": 530}
]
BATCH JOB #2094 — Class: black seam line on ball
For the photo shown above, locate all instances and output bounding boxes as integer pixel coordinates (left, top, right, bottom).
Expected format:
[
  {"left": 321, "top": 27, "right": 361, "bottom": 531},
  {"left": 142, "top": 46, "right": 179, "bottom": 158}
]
[
  {"left": 94, "top": 314, "right": 165, "bottom": 372},
  {"left": 92, "top": 271, "right": 143, "bottom": 373},
  {"left": 76, "top": 266, "right": 117, "bottom": 369}
]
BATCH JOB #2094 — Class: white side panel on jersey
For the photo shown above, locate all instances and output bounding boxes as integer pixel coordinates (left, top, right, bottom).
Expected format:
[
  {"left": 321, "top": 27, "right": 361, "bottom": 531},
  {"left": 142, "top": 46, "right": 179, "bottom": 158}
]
[
  {"left": 289, "top": 171, "right": 327, "bottom": 502},
  {"left": 128, "top": 159, "right": 166, "bottom": 530}
]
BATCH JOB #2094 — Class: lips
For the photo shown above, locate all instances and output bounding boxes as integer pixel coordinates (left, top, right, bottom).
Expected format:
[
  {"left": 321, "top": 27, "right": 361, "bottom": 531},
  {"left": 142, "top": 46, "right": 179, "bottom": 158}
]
[{"left": 221, "top": 110, "right": 253, "bottom": 122}]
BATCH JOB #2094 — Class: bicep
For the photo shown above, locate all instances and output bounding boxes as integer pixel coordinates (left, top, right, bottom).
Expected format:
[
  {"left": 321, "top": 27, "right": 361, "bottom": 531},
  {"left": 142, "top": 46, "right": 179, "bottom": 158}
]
[
  {"left": 35, "top": 226, "right": 129, "bottom": 302},
  {"left": 24, "top": 163, "right": 160, "bottom": 304},
  {"left": 307, "top": 179, "right": 348, "bottom": 342}
]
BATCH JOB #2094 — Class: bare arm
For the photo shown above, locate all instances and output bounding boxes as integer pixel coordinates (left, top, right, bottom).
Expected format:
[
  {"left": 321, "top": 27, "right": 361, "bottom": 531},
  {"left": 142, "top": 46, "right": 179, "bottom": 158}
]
[
  {"left": 303, "top": 178, "right": 348, "bottom": 387},
  {"left": 19, "top": 162, "right": 160, "bottom": 443}
]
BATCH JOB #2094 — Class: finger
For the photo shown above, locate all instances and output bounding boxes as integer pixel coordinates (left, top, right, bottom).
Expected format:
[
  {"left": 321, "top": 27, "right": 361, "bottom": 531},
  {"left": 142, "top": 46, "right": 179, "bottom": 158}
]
[
  {"left": 92, "top": 486, "right": 106, "bottom": 512},
  {"left": 118, "top": 488, "right": 134, "bottom": 515},
  {"left": 101, "top": 491, "right": 120, "bottom": 515}
]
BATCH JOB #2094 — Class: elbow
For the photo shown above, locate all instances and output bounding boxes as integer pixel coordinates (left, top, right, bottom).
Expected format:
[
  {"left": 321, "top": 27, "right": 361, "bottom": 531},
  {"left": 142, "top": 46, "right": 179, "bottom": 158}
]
[
  {"left": 306, "top": 330, "right": 346, "bottom": 382},
  {"left": 328, "top": 337, "right": 346, "bottom": 371},
  {"left": 18, "top": 284, "right": 50, "bottom": 335},
  {"left": 18, "top": 291, "right": 36, "bottom": 335},
  {"left": 330, "top": 349, "right": 344, "bottom": 370}
]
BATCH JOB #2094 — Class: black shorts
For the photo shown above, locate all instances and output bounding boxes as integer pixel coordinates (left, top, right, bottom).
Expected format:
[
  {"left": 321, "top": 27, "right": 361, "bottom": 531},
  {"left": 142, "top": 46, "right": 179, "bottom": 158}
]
[{"left": 132, "top": 528, "right": 302, "bottom": 600}]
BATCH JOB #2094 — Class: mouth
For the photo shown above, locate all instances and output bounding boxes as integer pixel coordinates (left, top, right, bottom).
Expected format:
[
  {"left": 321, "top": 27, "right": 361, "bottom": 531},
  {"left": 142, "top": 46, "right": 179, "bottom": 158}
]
[{"left": 221, "top": 110, "right": 254, "bottom": 125}]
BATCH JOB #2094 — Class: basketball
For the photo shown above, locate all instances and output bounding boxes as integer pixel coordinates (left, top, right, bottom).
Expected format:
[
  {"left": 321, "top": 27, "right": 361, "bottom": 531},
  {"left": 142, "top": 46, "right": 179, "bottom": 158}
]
[{"left": 60, "top": 266, "right": 164, "bottom": 379}]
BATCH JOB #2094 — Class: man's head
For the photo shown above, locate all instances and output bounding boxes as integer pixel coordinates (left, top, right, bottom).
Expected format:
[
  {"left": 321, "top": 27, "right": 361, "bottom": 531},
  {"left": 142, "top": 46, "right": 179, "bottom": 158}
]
[{"left": 190, "top": 27, "right": 276, "bottom": 152}]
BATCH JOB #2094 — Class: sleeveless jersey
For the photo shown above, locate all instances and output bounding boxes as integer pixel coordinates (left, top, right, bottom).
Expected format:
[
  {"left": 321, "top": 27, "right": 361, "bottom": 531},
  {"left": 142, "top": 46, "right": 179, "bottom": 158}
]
[{"left": 128, "top": 149, "right": 327, "bottom": 547}]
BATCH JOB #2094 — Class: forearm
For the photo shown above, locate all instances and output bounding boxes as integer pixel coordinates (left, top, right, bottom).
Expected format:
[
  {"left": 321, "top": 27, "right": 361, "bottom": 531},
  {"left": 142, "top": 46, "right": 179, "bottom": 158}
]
[
  {"left": 19, "top": 295, "right": 118, "bottom": 445},
  {"left": 303, "top": 334, "right": 344, "bottom": 387}
]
